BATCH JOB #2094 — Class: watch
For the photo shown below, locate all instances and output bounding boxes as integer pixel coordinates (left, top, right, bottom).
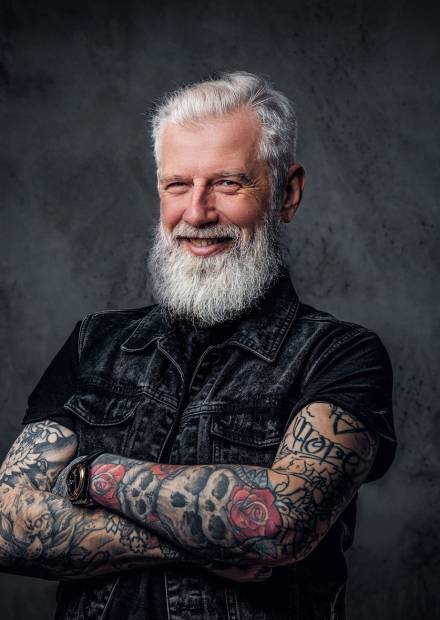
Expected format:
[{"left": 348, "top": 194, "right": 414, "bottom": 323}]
[{"left": 65, "top": 452, "right": 104, "bottom": 507}]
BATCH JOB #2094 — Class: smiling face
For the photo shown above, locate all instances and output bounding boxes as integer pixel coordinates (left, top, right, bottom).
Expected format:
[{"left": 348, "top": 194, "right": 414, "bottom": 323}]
[
  {"left": 157, "top": 107, "right": 272, "bottom": 255},
  {"left": 149, "top": 107, "right": 302, "bottom": 325}
]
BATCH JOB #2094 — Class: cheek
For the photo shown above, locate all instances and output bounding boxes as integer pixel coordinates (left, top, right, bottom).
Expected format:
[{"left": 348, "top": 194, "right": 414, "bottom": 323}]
[
  {"left": 217, "top": 196, "right": 267, "bottom": 230},
  {"left": 160, "top": 197, "right": 184, "bottom": 231}
]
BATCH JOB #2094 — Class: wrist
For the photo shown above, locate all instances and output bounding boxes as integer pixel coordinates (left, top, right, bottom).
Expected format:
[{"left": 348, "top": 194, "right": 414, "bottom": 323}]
[
  {"left": 64, "top": 451, "right": 106, "bottom": 507},
  {"left": 88, "top": 456, "right": 126, "bottom": 511}
]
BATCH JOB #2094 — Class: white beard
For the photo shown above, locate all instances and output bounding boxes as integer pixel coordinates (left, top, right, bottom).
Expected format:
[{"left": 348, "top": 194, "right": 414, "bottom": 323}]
[{"left": 148, "top": 214, "right": 283, "bottom": 326}]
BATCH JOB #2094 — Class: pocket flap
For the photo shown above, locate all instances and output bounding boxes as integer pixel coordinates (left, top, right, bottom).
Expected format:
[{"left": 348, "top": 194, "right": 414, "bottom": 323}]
[
  {"left": 64, "top": 387, "right": 140, "bottom": 426},
  {"left": 210, "top": 406, "right": 285, "bottom": 447}
]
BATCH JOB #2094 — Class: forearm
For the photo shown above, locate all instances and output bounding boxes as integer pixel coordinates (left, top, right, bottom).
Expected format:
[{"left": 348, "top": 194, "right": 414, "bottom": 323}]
[
  {"left": 0, "top": 482, "right": 202, "bottom": 580},
  {"left": 89, "top": 456, "right": 292, "bottom": 566},
  {"left": 0, "top": 420, "right": 268, "bottom": 584},
  {"left": 0, "top": 482, "right": 270, "bottom": 584},
  {"left": 89, "top": 405, "right": 377, "bottom": 567}
]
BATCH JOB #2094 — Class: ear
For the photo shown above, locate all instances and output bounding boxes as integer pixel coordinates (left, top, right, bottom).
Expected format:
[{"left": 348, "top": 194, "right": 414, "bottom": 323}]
[{"left": 280, "top": 163, "right": 305, "bottom": 223}]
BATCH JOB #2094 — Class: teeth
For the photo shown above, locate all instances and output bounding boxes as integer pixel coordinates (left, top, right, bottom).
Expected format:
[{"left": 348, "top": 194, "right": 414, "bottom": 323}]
[{"left": 189, "top": 238, "right": 229, "bottom": 247}]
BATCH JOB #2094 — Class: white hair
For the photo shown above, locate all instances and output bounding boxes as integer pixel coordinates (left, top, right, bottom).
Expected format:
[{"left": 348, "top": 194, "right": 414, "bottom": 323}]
[
  {"left": 151, "top": 71, "right": 297, "bottom": 208},
  {"left": 148, "top": 214, "right": 283, "bottom": 326}
]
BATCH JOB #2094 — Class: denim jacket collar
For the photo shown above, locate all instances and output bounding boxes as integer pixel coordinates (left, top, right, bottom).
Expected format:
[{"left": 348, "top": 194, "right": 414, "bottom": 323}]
[
  {"left": 226, "top": 273, "right": 299, "bottom": 362},
  {"left": 120, "top": 305, "right": 167, "bottom": 353},
  {"left": 120, "top": 269, "right": 299, "bottom": 363}
]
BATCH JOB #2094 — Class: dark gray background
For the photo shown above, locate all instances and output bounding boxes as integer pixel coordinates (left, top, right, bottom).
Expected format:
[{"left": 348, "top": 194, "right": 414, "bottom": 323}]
[{"left": 1, "top": 0, "right": 439, "bottom": 618}]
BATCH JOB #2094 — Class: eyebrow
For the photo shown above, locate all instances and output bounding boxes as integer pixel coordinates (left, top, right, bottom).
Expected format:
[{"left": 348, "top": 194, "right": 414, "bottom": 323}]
[
  {"left": 214, "top": 171, "right": 253, "bottom": 184},
  {"left": 159, "top": 171, "right": 252, "bottom": 184},
  {"left": 159, "top": 175, "right": 186, "bottom": 184},
  {"left": 213, "top": 170, "right": 250, "bottom": 179}
]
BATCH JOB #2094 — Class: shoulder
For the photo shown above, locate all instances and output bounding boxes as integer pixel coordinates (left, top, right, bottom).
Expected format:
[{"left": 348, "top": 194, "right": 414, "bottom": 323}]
[
  {"left": 296, "top": 301, "right": 369, "bottom": 332},
  {"left": 295, "top": 301, "right": 384, "bottom": 343},
  {"left": 77, "top": 304, "right": 158, "bottom": 357},
  {"left": 289, "top": 301, "right": 392, "bottom": 375}
]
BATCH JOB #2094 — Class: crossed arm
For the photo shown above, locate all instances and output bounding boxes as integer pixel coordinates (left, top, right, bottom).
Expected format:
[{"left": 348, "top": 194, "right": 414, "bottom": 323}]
[
  {"left": 0, "top": 421, "right": 264, "bottom": 581},
  {"left": 0, "top": 402, "right": 378, "bottom": 579},
  {"left": 89, "top": 402, "right": 377, "bottom": 565}
]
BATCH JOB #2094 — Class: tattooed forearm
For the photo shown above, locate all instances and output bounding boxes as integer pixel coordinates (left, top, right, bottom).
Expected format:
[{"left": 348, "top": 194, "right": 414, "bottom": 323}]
[
  {"left": 0, "top": 483, "right": 173, "bottom": 578},
  {"left": 0, "top": 421, "right": 265, "bottom": 582},
  {"left": 0, "top": 422, "right": 175, "bottom": 578},
  {"left": 89, "top": 403, "right": 378, "bottom": 566},
  {"left": 0, "top": 484, "right": 269, "bottom": 581}
]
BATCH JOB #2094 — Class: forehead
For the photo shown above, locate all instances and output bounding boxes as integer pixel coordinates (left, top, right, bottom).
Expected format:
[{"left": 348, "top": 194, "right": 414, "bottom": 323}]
[{"left": 158, "top": 108, "right": 263, "bottom": 177}]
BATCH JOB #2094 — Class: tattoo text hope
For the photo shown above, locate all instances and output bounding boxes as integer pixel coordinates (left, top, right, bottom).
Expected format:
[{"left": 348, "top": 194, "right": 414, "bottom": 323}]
[{"left": 291, "top": 415, "right": 368, "bottom": 478}]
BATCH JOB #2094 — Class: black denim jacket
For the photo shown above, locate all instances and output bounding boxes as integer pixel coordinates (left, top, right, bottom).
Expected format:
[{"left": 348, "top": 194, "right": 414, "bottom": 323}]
[{"left": 24, "top": 272, "right": 396, "bottom": 620}]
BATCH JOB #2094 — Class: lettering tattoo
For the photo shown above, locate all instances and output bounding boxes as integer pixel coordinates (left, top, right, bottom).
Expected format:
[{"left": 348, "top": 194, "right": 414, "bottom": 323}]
[
  {"left": 275, "top": 403, "right": 375, "bottom": 479},
  {"left": 89, "top": 403, "right": 378, "bottom": 566},
  {"left": 0, "top": 421, "right": 267, "bottom": 582}
]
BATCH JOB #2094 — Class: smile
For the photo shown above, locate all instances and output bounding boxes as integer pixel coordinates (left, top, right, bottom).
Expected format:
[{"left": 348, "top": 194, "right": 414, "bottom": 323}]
[
  {"left": 179, "top": 237, "right": 235, "bottom": 256},
  {"left": 187, "top": 237, "right": 232, "bottom": 247}
]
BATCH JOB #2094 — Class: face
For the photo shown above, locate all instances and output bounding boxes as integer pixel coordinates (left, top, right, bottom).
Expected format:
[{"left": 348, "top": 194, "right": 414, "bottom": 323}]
[
  {"left": 157, "top": 108, "right": 272, "bottom": 255},
  {"left": 149, "top": 107, "right": 304, "bottom": 325}
]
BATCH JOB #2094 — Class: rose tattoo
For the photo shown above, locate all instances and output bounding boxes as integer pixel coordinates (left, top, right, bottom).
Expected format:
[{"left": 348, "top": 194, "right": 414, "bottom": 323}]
[
  {"left": 89, "top": 463, "right": 126, "bottom": 510},
  {"left": 227, "top": 485, "right": 282, "bottom": 539}
]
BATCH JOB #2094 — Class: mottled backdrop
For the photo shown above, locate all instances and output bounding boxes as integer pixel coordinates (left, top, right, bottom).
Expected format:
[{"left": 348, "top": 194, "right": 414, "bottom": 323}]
[{"left": 1, "top": 0, "right": 439, "bottom": 618}]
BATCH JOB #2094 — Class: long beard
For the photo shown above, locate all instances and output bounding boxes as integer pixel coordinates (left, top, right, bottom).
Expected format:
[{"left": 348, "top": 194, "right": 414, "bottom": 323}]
[{"left": 148, "top": 214, "right": 283, "bottom": 326}]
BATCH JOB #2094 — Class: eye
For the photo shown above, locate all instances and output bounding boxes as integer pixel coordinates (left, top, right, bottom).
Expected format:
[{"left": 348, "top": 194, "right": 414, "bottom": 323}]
[
  {"left": 165, "top": 182, "right": 189, "bottom": 194},
  {"left": 215, "top": 179, "right": 241, "bottom": 193},
  {"left": 218, "top": 180, "right": 238, "bottom": 186}
]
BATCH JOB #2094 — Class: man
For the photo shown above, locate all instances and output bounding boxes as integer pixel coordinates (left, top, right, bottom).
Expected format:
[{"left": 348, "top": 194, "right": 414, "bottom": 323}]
[{"left": 0, "top": 72, "right": 396, "bottom": 620}]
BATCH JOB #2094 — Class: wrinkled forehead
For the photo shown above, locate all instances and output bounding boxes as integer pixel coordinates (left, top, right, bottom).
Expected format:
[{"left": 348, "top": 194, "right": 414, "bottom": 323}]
[{"left": 157, "top": 108, "right": 264, "bottom": 178}]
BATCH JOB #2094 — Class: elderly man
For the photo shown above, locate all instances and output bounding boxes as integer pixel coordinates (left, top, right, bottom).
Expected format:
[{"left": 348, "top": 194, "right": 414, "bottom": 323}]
[{"left": 0, "top": 72, "right": 396, "bottom": 620}]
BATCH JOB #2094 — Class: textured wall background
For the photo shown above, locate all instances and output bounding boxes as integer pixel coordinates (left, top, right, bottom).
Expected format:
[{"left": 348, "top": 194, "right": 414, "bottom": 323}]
[{"left": 1, "top": 0, "right": 439, "bottom": 618}]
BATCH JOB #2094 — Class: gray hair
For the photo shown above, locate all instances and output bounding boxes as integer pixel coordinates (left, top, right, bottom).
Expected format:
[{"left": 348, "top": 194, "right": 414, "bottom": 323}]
[{"left": 151, "top": 71, "right": 297, "bottom": 208}]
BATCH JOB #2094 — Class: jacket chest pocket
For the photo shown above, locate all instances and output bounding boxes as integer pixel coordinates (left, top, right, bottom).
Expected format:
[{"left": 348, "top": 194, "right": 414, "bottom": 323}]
[
  {"left": 64, "top": 383, "right": 141, "bottom": 455},
  {"left": 210, "top": 404, "right": 287, "bottom": 467}
]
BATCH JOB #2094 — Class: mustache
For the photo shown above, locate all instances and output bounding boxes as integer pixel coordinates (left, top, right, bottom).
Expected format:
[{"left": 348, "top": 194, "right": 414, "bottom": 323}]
[{"left": 171, "top": 222, "right": 242, "bottom": 240}]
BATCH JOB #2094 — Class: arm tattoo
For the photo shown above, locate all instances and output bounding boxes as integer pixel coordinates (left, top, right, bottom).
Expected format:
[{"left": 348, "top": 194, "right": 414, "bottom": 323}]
[
  {"left": 89, "top": 403, "right": 378, "bottom": 566},
  {"left": 0, "top": 421, "right": 261, "bottom": 581},
  {"left": 0, "top": 421, "right": 77, "bottom": 491},
  {"left": 0, "top": 481, "right": 211, "bottom": 579},
  {"left": 274, "top": 403, "right": 375, "bottom": 479}
]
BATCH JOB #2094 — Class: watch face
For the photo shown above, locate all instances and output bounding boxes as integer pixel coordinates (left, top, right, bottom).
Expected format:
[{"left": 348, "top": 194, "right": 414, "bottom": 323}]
[{"left": 67, "top": 464, "right": 86, "bottom": 501}]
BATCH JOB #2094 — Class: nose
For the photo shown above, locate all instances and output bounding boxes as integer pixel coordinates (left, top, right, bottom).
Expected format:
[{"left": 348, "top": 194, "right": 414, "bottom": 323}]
[{"left": 182, "top": 183, "right": 218, "bottom": 227}]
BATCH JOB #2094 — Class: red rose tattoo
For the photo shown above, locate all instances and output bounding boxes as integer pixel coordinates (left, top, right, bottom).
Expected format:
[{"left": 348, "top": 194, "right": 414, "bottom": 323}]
[
  {"left": 89, "top": 463, "right": 126, "bottom": 510},
  {"left": 227, "top": 485, "right": 282, "bottom": 539}
]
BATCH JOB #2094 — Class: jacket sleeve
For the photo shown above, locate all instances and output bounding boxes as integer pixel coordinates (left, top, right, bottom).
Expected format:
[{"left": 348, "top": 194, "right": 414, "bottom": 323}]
[
  {"left": 22, "top": 321, "right": 81, "bottom": 431},
  {"left": 290, "top": 328, "right": 396, "bottom": 482}
]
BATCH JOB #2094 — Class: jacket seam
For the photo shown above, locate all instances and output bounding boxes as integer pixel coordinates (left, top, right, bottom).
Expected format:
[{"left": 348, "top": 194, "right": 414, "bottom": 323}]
[
  {"left": 78, "top": 314, "right": 94, "bottom": 360},
  {"left": 298, "top": 315, "right": 376, "bottom": 331}
]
